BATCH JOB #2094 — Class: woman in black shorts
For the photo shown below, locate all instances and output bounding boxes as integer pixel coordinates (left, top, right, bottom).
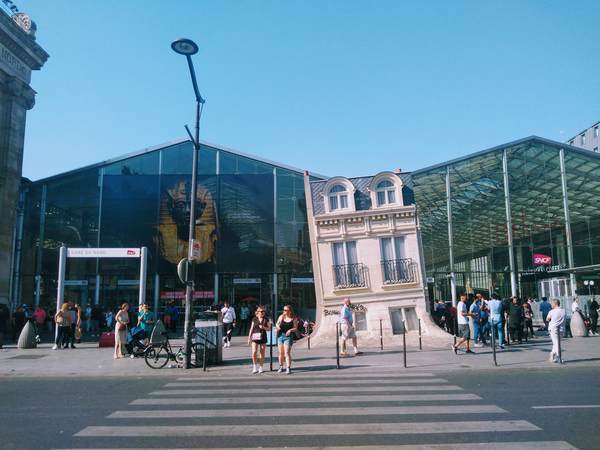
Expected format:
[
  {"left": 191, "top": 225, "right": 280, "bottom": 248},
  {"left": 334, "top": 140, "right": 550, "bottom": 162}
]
[{"left": 247, "top": 306, "right": 271, "bottom": 374}]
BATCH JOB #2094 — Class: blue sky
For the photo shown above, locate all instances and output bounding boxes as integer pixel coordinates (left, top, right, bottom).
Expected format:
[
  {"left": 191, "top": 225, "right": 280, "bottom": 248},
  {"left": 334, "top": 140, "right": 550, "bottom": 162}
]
[{"left": 19, "top": 0, "right": 600, "bottom": 180}]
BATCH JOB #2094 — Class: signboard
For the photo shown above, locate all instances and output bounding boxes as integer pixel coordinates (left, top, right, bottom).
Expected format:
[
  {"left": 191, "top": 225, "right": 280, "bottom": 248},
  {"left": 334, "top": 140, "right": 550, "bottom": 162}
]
[
  {"left": 67, "top": 248, "right": 141, "bottom": 258},
  {"left": 291, "top": 277, "right": 314, "bottom": 284},
  {"left": 190, "top": 239, "right": 202, "bottom": 261},
  {"left": 233, "top": 278, "right": 262, "bottom": 285},
  {"left": 426, "top": 277, "right": 435, "bottom": 284},
  {"left": 533, "top": 253, "right": 552, "bottom": 266},
  {"left": 117, "top": 280, "right": 139, "bottom": 286},
  {"left": 160, "top": 291, "right": 214, "bottom": 299},
  {"left": 64, "top": 280, "right": 88, "bottom": 286}
]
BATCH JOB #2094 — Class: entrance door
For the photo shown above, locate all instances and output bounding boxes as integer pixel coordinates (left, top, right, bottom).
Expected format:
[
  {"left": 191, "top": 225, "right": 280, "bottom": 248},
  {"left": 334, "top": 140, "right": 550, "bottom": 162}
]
[{"left": 539, "top": 277, "right": 572, "bottom": 298}]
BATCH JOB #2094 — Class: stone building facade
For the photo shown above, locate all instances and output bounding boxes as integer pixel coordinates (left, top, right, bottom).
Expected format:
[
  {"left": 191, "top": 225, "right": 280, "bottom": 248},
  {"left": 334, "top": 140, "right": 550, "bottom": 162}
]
[
  {"left": 304, "top": 170, "right": 448, "bottom": 346},
  {"left": 0, "top": 8, "right": 48, "bottom": 307}
]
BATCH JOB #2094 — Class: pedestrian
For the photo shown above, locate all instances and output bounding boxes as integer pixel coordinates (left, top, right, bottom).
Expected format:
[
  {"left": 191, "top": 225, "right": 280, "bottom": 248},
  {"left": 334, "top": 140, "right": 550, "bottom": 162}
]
[
  {"left": 339, "top": 297, "right": 362, "bottom": 356},
  {"left": 90, "top": 305, "right": 102, "bottom": 335},
  {"left": 0, "top": 303, "right": 9, "bottom": 349},
  {"left": 546, "top": 299, "right": 565, "bottom": 363},
  {"left": 84, "top": 304, "right": 92, "bottom": 334},
  {"left": 523, "top": 301, "right": 535, "bottom": 338},
  {"left": 33, "top": 306, "right": 46, "bottom": 340},
  {"left": 137, "top": 303, "right": 155, "bottom": 344},
  {"left": 65, "top": 303, "right": 80, "bottom": 348},
  {"left": 114, "top": 303, "right": 130, "bottom": 359},
  {"left": 452, "top": 294, "right": 474, "bottom": 354},
  {"left": 221, "top": 301, "right": 236, "bottom": 348},
  {"left": 479, "top": 299, "right": 490, "bottom": 345},
  {"left": 508, "top": 296, "right": 524, "bottom": 344},
  {"left": 276, "top": 304, "right": 299, "bottom": 374},
  {"left": 52, "top": 303, "right": 71, "bottom": 350},
  {"left": 247, "top": 305, "right": 271, "bottom": 374},
  {"left": 487, "top": 293, "right": 505, "bottom": 349},
  {"left": 12, "top": 306, "right": 25, "bottom": 342},
  {"left": 238, "top": 303, "right": 250, "bottom": 336},
  {"left": 469, "top": 296, "right": 483, "bottom": 347},
  {"left": 539, "top": 297, "right": 551, "bottom": 331},
  {"left": 167, "top": 302, "right": 178, "bottom": 332},
  {"left": 105, "top": 309, "right": 114, "bottom": 331},
  {"left": 588, "top": 296, "right": 599, "bottom": 336}
]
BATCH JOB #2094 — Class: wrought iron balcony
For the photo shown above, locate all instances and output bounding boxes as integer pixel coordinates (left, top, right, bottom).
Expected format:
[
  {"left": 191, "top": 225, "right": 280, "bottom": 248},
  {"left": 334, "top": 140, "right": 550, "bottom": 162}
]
[
  {"left": 381, "top": 258, "right": 417, "bottom": 284},
  {"left": 333, "top": 263, "right": 368, "bottom": 289}
]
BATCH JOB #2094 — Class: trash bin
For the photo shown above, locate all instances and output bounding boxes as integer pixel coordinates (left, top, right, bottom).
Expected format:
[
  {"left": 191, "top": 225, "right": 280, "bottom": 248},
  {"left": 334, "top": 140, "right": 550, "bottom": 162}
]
[{"left": 194, "top": 311, "right": 223, "bottom": 367}]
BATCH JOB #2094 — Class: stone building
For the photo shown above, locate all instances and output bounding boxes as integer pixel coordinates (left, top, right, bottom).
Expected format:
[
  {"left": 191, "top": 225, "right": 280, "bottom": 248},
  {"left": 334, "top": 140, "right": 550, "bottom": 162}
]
[
  {"left": 0, "top": 7, "right": 48, "bottom": 307},
  {"left": 304, "top": 170, "right": 447, "bottom": 346}
]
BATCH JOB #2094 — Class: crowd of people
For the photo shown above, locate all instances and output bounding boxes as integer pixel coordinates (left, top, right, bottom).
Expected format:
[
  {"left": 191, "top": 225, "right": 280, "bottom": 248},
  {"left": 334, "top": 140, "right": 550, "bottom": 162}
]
[{"left": 432, "top": 292, "right": 599, "bottom": 362}]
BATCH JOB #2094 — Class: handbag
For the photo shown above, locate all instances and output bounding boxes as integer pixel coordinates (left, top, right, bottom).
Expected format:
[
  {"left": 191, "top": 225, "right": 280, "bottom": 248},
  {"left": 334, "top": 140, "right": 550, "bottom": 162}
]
[{"left": 117, "top": 322, "right": 126, "bottom": 332}]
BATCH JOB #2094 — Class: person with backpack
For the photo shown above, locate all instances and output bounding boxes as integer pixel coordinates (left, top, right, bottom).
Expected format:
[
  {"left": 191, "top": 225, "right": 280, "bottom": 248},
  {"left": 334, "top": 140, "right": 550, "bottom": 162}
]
[{"left": 247, "top": 306, "right": 271, "bottom": 374}]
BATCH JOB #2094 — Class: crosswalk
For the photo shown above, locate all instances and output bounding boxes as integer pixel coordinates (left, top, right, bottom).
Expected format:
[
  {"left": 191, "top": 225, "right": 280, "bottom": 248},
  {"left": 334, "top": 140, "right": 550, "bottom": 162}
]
[{"left": 59, "top": 370, "right": 577, "bottom": 450}]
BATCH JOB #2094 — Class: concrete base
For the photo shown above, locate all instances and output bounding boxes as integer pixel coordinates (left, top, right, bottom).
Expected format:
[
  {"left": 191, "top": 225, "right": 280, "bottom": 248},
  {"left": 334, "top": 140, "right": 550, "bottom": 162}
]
[{"left": 17, "top": 321, "right": 37, "bottom": 348}]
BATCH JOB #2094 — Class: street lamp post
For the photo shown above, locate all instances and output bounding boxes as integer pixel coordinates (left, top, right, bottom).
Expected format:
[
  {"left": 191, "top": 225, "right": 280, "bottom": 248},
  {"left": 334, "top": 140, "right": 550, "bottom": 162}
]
[
  {"left": 584, "top": 280, "right": 595, "bottom": 296},
  {"left": 171, "top": 38, "right": 205, "bottom": 369}
]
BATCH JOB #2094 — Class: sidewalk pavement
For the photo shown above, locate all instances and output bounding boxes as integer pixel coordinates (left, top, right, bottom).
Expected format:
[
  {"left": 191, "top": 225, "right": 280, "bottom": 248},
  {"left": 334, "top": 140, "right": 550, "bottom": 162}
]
[{"left": 0, "top": 333, "right": 598, "bottom": 378}]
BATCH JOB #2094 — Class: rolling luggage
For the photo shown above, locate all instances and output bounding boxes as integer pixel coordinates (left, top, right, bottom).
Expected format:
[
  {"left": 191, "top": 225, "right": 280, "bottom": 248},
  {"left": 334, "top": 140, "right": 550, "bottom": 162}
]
[{"left": 98, "top": 331, "right": 115, "bottom": 347}]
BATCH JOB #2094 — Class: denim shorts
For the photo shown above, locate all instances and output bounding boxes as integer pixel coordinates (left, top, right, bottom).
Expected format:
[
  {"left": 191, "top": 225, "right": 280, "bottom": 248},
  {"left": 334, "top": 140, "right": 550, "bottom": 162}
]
[{"left": 277, "top": 335, "right": 294, "bottom": 347}]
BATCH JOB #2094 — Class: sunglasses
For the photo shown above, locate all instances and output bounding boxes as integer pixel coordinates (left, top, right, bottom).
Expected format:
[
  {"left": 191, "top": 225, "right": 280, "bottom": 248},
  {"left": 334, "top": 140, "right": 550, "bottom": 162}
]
[{"left": 257, "top": 310, "right": 265, "bottom": 314}]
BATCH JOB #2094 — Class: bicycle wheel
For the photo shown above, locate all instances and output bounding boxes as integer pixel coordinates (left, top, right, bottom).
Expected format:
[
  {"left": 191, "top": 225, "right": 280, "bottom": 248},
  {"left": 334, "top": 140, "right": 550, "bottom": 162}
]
[{"left": 144, "top": 345, "right": 169, "bottom": 369}]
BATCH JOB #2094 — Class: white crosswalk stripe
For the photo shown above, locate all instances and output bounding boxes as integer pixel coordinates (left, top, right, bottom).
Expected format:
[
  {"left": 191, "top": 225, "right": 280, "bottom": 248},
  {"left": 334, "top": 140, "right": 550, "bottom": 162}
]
[
  {"left": 60, "top": 372, "right": 575, "bottom": 449},
  {"left": 75, "top": 420, "right": 541, "bottom": 437},
  {"left": 108, "top": 404, "right": 506, "bottom": 418},
  {"left": 131, "top": 393, "right": 482, "bottom": 405},
  {"left": 149, "top": 385, "right": 462, "bottom": 395}
]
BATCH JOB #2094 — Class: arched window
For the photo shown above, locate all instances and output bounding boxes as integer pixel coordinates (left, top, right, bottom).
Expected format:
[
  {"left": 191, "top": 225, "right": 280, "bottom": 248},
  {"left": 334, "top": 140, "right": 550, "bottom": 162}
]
[
  {"left": 328, "top": 184, "right": 349, "bottom": 211},
  {"left": 376, "top": 179, "right": 397, "bottom": 206}
]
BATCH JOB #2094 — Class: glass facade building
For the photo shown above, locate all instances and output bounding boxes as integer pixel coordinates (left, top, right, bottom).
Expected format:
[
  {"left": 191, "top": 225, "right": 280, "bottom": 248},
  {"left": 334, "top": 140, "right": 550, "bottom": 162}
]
[
  {"left": 14, "top": 139, "right": 320, "bottom": 320},
  {"left": 413, "top": 136, "right": 600, "bottom": 308}
]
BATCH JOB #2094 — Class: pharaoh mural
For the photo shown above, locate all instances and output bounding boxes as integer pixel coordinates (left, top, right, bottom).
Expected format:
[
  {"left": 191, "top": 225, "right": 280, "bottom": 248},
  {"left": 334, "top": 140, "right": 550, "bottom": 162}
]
[{"left": 158, "top": 179, "right": 217, "bottom": 265}]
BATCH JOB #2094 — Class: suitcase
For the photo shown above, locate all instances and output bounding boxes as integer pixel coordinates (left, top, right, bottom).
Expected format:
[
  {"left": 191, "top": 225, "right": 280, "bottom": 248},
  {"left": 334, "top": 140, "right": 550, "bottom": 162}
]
[{"left": 98, "top": 331, "right": 115, "bottom": 347}]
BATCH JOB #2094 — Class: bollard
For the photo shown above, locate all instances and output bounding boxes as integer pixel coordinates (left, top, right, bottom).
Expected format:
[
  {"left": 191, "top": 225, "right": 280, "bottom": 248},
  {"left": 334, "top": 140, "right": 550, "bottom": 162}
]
[
  {"left": 557, "top": 326, "right": 563, "bottom": 364},
  {"left": 402, "top": 320, "right": 407, "bottom": 368},
  {"left": 491, "top": 321, "right": 498, "bottom": 366},
  {"left": 336, "top": 322, "right": 341, "bottom": 369},
  {"left": 380, "top": 319, "right": 384, "bottom": 350},
  {"left": 307, "top": 334, "right": 311, "bottom": 351},
  {"left": 418, "top": 318, "right": 422, "bottom": 350},
  {"left": 269, "top": 329, "right": 274, "bottom": 372},
  {"left": 202, "top": 337, "right": 207, "bottom": 371}
]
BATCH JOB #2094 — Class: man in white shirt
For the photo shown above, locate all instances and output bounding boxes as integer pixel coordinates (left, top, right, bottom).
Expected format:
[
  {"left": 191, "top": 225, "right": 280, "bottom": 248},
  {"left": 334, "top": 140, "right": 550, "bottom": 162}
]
[
  {"left": 452, "top": 294, "right": 474, "bottom": 355},
  {"left": 547, "top": 299, "right": 566, "bottom": 363},
  {"left": 221, "top": 301, "right": 236, "bottom": 348}
]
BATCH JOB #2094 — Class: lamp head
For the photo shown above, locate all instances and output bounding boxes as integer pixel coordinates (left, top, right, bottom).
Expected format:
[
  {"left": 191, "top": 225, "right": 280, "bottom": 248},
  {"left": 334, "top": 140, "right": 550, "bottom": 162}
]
[{"left": 171, "top": 38, "right": 199, "bottom": 56}]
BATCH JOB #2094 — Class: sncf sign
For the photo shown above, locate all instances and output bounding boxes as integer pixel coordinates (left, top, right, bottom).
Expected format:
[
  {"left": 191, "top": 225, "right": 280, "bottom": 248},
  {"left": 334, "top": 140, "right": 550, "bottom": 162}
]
[{"left": 533, "top": 253, "right": 552, "bottom": 265}]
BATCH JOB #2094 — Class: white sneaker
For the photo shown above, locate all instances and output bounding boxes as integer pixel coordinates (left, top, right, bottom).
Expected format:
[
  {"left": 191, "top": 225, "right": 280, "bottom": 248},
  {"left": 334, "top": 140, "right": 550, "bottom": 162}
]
[
  {"left": 286, "top": 367, "right": 291, "bottom": 375},
  {"left": 277, "top": 366, "right": 283, "bottom": 373},
  {"left": 258, "top": 367, "right": 264, "bottom": 374},
  {"left": 252, "top": 366, "right": 258, "bottom": 374},
  {"left": 52, "top": 344, "right": 58, "bottom": 350},
  {"left": 474, "top": 343, "right": 483, "bottom": 348}
]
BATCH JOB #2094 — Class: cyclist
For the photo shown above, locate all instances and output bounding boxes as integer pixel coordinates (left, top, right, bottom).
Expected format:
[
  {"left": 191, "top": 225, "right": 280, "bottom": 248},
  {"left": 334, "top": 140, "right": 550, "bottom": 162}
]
[{"left": 247, "top": 306, "right": 271, "bottom": 374}]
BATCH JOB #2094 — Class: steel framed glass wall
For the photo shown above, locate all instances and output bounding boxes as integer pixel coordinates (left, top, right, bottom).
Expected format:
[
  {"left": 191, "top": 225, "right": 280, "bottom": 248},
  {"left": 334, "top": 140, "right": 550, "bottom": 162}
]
[
  {"left": 15, "top": 141, "right": 318, "bottom": 321},
  {"left": 413, "top": 137, "right": 600, "bottom": 307}
]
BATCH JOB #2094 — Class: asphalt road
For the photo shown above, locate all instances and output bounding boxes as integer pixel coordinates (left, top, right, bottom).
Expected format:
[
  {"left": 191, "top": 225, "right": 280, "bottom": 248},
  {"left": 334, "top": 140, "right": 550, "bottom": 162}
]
[{"left": 0, "top": 367, "right": 598, "bottom": 450}]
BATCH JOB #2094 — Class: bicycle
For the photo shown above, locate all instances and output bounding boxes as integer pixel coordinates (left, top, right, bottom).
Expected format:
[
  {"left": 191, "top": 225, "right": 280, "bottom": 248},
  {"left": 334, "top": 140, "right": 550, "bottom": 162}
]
[{"left": 144, "top": 330, "right": 211, "bottom": 369}]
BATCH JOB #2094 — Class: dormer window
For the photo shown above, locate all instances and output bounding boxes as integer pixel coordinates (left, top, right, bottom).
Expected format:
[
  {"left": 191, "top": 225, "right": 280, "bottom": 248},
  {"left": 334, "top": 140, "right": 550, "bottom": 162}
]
[
  {"left": 376, "top": 180, "right": 397, "bottom": 206},
  {"left": 329, "top": 184, "right": 349, "bottom": 211}
]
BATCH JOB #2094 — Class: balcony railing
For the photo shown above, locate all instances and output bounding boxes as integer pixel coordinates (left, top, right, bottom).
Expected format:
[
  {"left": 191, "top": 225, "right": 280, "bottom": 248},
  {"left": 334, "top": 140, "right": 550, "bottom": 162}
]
[
  {"left": 381, "top": 258, "right": 417, "bottom": 284},
  {"left": 333, "top": 263, "right": 368, "bottom": 289}
]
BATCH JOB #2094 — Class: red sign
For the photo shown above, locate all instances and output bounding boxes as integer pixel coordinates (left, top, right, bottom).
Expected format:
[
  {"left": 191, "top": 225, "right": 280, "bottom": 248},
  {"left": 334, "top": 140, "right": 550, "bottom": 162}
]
[
  {"left": 126, "top": 249, "right": 136, "bottom": 256},
  {"left": 160, "top": 291, "right": 214, "bottom": 299},
  {"left": 533, "top": 253, "right": 552, "bottom": 265}
]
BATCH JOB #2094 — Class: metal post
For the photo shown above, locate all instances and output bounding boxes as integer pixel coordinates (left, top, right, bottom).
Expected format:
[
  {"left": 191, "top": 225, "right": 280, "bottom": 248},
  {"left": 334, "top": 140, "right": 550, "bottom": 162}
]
[
  {"left": 453, "top": 316, "right": 457, "bottom": 346},
  {"left": 269, "top": 292, "right": 274, "bottom": 371},
  {"left": 502, "top": 149, "right": 518, "bottom": 297},
  {"left": 379, "top": 319, "right": 384, "bottom": 350},
  {"left": 418, "top": 318, "right": 422, "bottom": 350},
  {"left": 307, "top": 333, "right": 311, "bottom": 351},
  {"left": 491, "top": 320, "right": 498, "bottom": 366},
  {"left": 336, "top": 322, "right": 341, "bottom": 369},
  {"left": 153, "top": 273, "right": 160, "bottom": 316},
  {"left": 557, "top": 326, "right": 563, "bottom": 364},
  {"left": 445, "top": 166, "right": 457, "bottom": 307},
  {"left": 202, "top": 333, "right": 207, "bottom": 371},
  {"left": 55, "top": 246, "right": 67, "bottom": 341},
  {"left": 94, "top": 274, "right": 101, "bottom": 305},
  {"left": 402, "top": 320, "right": 407, "bottom": 368},
  {"left": 559, "top": 148, "right": 577, "bottom": 295},
  {"left": 138, "top": 247, "right": 147, "bottom": 306}
]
